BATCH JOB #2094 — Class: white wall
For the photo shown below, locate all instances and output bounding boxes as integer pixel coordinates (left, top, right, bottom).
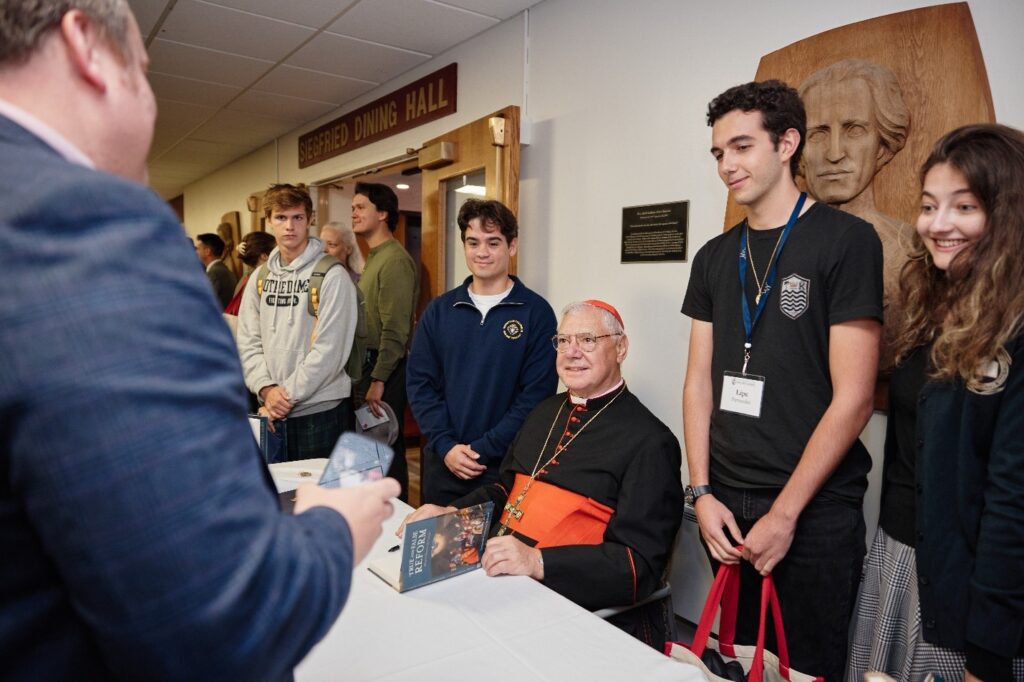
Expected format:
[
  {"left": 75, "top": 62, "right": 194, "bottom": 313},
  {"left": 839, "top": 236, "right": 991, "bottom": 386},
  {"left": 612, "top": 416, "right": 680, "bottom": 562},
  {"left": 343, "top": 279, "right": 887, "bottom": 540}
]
[
  {"left": 518, "top": 0, "right": 1024, "bottom": 445},
  {"left": 514, "top": 0, "right": 1024, "bottom": 621},
  {"left": 178, "top": 0, "right": 1024, "bottom": 619},
  {"left": 182, "top": 13, "right": 527, "bottom": 236},
  {"left": 182, "top": 0, "right": 1024, "bottom": 477},
  {"left": 182, "top": 143, "right": 277, "bottom": 237}
]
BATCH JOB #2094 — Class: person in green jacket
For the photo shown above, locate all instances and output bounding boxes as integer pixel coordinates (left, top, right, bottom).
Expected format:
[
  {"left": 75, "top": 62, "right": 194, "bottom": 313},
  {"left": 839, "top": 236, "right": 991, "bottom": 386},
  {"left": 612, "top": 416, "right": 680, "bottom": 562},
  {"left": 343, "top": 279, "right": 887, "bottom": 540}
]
[{"left": 351, "top": 181, "right": 418, "bottom": 500}]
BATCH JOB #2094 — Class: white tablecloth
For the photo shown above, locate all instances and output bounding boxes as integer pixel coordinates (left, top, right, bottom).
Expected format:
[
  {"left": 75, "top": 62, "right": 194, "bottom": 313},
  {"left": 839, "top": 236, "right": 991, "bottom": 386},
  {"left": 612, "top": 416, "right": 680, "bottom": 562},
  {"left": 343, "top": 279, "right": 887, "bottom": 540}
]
[
  {"left": 269, "top": 458, "right": 328, "bottom": 493},
  {"left": 285, "top": 495, "right": 704, "bottom": 681}
]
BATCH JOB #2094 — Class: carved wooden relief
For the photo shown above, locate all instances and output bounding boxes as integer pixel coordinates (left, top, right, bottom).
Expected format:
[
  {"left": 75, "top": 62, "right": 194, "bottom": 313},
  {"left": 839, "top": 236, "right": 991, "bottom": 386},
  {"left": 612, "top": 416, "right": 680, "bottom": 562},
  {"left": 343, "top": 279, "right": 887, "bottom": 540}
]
[
  {"left": 218, "top": 211, "right": 243, "bottom": 279},
  {"left": 722, "top": 3, "right": 994, "bottom": 404},
  {"left": 724, "top": 3, "right": 994, "bottom": 232}
]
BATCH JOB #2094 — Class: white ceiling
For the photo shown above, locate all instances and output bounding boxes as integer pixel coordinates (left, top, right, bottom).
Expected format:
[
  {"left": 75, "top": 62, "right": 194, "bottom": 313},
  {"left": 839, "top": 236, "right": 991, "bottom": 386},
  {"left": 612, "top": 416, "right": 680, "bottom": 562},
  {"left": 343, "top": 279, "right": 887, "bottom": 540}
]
[{"left": 129, "top": 0, "right": 540, "bottom": 199}]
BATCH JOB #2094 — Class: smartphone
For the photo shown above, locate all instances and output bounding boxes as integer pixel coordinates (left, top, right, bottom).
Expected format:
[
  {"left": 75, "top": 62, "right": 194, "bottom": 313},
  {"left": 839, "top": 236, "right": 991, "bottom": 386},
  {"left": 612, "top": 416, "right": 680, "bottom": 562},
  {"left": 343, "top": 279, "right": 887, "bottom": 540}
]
[{"left": 319, "top": 432, "right": 395, "bottom": 489}]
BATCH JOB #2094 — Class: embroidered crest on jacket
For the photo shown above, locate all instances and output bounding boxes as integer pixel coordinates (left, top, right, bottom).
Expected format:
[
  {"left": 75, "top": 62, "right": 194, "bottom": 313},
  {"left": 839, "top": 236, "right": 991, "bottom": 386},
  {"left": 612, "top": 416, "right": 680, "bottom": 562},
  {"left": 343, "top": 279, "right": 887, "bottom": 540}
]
[
  {"left": 968, "top": 347, "right": 1011, "bottom": 395},
  {"left": 503, "top": 319, "right": 524, "bottom": 340}
]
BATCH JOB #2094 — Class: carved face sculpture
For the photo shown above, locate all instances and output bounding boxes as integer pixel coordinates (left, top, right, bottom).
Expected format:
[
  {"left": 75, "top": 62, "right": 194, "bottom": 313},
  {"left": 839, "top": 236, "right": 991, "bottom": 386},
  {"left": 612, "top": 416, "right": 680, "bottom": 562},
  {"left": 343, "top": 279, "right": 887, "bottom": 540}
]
[{"left": 802, "top": 78, "right": 885, "bottom": 205}]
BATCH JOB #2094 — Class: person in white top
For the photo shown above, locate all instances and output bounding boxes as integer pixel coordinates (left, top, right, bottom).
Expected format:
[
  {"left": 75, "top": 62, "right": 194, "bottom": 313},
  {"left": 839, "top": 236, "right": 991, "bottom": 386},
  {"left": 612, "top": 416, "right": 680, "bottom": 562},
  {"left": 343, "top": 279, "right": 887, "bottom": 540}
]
[{"left": 407, "top": 199, "right": 559, "bottom": 505}]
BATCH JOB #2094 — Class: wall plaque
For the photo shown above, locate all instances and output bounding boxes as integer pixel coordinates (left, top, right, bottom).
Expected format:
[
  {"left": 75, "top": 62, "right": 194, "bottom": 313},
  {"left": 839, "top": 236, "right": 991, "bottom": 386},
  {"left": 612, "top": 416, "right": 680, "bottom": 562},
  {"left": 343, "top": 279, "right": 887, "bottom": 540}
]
[
  {"left": 298, "top": 63, "right": 458, "bottom": 168},
  {"left": 621, "top": 201, "right": 688, "bottom": 263}
]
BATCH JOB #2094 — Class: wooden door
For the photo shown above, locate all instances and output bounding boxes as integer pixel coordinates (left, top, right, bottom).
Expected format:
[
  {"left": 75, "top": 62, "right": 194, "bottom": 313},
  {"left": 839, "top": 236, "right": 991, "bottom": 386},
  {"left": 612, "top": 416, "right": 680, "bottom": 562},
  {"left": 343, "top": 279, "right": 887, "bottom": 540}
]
[{"left": 418, "top": 105, "right": 521, "bottom": 310}]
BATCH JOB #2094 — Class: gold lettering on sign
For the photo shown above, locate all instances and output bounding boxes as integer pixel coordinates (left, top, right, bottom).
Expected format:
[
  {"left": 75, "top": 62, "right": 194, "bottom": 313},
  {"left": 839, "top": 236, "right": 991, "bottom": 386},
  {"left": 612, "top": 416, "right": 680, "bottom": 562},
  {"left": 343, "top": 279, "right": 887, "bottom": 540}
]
[
  {"left": 411, "top": 88, "right": 426, "bottom": 118},
  {"left": 407, "top": 79, "right": 450, "bottom": 120},
  {"left": 405, "top": 90, "right": 418, "bottom": 121},
  {"left": 298, "top": 63, "right": 457, "bottom": 168},
  {"left": 355, "top": 101, "right": 399, "bottom": 141},
  {"left": 299, "top": 123, "right": 350, "bottom": 165},
  {"left": 436, "top": 79, "right": 449, "bottom": 109}
]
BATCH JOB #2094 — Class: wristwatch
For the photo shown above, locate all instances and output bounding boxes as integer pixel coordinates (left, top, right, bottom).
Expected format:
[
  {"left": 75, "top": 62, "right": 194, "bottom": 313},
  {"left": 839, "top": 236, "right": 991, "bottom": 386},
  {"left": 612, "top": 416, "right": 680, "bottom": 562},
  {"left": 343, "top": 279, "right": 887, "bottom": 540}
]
[{"left": 684, "top": 484, "right": 713, "bottom": 506}]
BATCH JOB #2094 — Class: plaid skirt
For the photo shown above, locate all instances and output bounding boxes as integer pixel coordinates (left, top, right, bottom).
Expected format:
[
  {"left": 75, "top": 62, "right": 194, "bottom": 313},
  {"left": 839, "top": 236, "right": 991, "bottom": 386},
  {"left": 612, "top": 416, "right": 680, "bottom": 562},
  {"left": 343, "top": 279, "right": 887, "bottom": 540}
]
[{"left": 846, "top": 528, "right": 1024, "bottom": 681}]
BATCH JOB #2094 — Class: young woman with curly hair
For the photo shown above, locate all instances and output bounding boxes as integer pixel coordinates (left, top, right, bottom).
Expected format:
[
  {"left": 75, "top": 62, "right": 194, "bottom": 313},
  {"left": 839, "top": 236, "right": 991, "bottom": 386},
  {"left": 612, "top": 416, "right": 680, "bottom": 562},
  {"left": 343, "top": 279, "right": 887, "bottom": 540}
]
[{"left": 847, "top": 124, "right": 1024, "bottom": 681}]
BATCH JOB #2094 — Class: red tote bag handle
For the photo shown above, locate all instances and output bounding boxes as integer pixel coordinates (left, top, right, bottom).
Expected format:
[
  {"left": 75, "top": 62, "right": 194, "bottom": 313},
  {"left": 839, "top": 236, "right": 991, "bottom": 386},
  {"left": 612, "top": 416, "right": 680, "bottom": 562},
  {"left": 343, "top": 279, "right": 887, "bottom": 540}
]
[
  {"left": 678, "top": 547, "right": 802, "bottom": 682},
  {"left": 685, "top": 561, "right": 739, "bottom": 657},
  {"left": 717, "top": 562, "right": 741, "bottom": 657},
  {"left": 749, "top": 575, "right": 793, "bottom": 682}
]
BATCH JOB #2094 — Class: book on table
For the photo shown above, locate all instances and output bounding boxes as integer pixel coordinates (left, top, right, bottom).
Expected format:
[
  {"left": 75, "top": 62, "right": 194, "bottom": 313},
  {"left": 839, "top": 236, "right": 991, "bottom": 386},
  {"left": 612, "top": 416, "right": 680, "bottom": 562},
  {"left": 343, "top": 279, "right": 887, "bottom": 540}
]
[
  {"left": 248, "top": 414, "right": 287, "bottom": 464},
  {"left": 369, "top": 502, "right": 494, "bottom": 592}
]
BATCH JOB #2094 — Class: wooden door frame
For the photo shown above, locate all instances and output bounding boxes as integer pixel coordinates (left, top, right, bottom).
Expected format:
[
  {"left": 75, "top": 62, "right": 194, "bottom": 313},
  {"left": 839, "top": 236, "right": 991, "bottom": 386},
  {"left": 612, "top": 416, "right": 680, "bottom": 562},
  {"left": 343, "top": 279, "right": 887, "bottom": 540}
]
[
  {"left": 311, "top": 157, "right": 421, "bottom": 232},
  {"left": 419, "top": 105, "right": 521, "bottom": 303}
]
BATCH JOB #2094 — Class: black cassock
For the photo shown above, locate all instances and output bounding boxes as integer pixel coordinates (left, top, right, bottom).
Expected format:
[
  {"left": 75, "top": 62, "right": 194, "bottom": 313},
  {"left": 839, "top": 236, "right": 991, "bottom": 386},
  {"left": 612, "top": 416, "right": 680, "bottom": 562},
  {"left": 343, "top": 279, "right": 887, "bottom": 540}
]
[{"left": 453, "top": 386, "right": 684, "bottom": 646}]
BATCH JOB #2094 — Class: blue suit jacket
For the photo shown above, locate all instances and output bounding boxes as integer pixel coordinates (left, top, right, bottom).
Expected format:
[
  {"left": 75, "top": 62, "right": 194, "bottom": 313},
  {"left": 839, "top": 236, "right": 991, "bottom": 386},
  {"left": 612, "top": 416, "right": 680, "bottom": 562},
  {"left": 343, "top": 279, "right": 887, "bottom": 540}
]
[{"left": 0, "top": 114, "right": 354, "bottom": 680}]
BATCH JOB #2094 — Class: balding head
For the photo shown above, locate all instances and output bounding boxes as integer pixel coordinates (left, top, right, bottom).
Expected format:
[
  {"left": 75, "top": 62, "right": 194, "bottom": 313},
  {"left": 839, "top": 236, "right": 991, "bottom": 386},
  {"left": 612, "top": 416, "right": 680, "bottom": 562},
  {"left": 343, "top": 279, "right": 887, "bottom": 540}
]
[
  {"left": 0, "top": 0, "right": 133, "bottom": 66},
  {"left": 0, "top": 0, "right": 155, "bottom": 182}
]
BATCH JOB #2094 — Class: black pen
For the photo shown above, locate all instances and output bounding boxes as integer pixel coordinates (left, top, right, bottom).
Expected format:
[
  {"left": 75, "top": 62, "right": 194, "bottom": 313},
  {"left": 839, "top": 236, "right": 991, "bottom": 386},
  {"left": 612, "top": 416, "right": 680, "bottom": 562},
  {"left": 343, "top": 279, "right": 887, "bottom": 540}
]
[{"left": 388, "top": 544, "right": 400, "bottom": 552}]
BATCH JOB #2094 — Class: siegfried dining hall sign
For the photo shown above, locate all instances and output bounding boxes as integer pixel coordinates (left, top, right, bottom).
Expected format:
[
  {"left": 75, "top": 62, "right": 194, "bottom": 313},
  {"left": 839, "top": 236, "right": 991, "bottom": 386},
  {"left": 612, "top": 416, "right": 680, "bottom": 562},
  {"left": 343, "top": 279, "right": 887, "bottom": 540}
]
[{"left": 298, "top": 63, "right": 458, "bottom": 168}]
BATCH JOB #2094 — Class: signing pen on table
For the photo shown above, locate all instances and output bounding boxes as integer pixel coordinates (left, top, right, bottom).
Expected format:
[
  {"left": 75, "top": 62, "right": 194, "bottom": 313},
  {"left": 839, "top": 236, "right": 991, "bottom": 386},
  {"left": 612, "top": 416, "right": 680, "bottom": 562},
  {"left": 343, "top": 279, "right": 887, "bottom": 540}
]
[{"left": 388, "top": 545, "right": 400, "bottom": 552}]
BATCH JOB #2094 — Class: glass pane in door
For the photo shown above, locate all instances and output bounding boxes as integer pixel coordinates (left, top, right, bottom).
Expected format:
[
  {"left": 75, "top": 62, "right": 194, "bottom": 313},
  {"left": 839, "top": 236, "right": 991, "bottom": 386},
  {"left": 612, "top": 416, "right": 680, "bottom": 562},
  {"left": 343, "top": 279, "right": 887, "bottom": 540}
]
[{"left": 443, "top": 169, "right": 487, "bottom": 290}]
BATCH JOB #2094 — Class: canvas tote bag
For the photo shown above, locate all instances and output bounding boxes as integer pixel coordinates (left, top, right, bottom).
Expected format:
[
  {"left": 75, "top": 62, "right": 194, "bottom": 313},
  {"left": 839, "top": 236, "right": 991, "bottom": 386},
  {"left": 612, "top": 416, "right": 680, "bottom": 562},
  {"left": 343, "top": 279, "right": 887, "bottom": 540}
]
[{"left": 665, "top": 562, "right": 823, "bottom": 682}]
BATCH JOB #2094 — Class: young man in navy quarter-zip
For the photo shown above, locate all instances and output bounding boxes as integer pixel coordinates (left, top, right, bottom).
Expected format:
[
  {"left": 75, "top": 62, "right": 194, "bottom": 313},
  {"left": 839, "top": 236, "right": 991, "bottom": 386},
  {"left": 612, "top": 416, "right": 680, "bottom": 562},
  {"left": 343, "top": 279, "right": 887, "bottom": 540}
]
[{"left": 408, "top": 199, "right": 558, "bottom": 505}]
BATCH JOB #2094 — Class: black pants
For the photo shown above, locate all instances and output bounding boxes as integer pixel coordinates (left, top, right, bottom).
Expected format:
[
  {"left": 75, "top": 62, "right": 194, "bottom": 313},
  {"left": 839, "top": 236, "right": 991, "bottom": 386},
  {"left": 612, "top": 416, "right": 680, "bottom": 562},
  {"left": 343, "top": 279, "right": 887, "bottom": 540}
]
[
  {"left": 703, "top": 481, "right": 865, "bottom": 682},
  {"left": 354, "top": 357, "right": 408, "bottom": 502},
  {"left": 421, "top": 445, "right": 501, "bottom": 506}
]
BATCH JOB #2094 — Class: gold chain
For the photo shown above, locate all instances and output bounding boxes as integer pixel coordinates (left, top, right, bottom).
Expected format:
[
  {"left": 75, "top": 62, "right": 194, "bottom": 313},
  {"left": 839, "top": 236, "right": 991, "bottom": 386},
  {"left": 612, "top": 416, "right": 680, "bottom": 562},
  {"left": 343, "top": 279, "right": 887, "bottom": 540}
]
[
  {"left": 746, "top": 223, "right": 785, "bottom": 305},
  {"left": 497, "top": 386, "right": 626, "bottom": 536}
]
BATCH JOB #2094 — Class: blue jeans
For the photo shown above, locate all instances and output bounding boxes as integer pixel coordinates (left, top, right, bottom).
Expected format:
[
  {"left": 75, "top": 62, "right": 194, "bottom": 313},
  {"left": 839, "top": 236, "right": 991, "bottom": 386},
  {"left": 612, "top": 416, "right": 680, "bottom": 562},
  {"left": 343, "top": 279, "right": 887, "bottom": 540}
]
[{"left": 706, "top": 481, "right": 865, "bottom": 682}]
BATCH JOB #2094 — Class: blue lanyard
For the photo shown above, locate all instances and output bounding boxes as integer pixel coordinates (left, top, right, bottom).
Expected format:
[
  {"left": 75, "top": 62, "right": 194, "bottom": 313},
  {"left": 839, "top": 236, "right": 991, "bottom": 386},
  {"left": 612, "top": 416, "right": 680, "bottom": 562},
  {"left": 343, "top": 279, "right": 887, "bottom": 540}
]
[{"left": 738, "top": 192, "right": 806, "bottom": 373}]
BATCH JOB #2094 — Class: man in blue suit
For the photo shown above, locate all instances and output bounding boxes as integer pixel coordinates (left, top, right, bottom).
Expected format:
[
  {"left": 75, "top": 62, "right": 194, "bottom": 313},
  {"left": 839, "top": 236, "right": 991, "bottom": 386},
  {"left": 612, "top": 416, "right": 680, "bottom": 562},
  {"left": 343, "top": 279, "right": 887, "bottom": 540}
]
[{"left": 0, "top": 2, "right": 398, "bottom": 679}]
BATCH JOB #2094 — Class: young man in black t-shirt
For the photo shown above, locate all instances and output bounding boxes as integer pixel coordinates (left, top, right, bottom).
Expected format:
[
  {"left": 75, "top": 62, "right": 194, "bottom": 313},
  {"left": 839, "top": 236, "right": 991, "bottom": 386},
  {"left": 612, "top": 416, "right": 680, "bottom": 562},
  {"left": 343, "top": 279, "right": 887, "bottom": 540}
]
[{"left": 681, "top": 80, "right": 883, "bottom": 681}]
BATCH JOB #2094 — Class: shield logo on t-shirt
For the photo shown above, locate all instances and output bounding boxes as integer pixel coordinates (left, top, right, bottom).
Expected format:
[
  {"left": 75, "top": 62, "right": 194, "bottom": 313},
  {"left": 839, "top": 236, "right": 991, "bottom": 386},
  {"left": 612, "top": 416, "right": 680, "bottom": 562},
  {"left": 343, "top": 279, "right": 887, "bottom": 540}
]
[{"left": 779, "top": 274, "right": 810, "bottom": 320}]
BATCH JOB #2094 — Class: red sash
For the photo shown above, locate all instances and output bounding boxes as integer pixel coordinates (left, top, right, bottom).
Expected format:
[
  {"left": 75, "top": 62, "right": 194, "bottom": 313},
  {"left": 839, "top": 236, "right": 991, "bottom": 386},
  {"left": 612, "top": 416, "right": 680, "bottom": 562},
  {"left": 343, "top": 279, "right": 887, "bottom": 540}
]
[{"left": 499, "top": 473, "right": 613, "bottom": 548}]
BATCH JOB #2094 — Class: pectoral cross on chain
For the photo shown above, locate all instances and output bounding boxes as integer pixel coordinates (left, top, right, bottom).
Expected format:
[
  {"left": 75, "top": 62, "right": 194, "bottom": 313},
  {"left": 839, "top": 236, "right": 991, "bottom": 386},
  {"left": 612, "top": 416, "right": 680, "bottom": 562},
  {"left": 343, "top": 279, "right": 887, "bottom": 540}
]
[
  {"left": 497, "top": 493, "right": 527, "bottom": 536},
  {"left": 503, "top": 499, "right": 524, "bottom": 521}
]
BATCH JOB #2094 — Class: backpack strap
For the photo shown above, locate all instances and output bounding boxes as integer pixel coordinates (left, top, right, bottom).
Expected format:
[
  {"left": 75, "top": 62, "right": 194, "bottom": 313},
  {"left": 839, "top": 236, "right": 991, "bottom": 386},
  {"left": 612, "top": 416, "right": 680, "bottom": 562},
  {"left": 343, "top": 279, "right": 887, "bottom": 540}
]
[
  {"left": 308, "top": 255, "right": 342, "bottom": 349},
  {"left": 308, "top": 255, "right": 342, "bottom": 318},
  {"left": 256, "top": 263, "right": 270, "bottom": 299}
]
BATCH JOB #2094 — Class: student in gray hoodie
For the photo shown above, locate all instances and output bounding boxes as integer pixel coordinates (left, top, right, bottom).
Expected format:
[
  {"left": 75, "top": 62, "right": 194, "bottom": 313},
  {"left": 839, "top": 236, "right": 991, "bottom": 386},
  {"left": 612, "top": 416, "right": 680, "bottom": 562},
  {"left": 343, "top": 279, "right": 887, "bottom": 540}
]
[{"left": 237, "top": 184, "right": 358, "bottom": 460}]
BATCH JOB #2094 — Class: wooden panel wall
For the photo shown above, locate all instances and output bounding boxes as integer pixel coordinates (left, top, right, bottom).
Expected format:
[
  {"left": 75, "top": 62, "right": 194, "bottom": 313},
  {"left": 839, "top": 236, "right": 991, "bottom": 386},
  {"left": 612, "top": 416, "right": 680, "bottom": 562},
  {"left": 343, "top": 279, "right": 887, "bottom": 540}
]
[{"left": 722, "top": 3, "right": 994, "bottom": 231}]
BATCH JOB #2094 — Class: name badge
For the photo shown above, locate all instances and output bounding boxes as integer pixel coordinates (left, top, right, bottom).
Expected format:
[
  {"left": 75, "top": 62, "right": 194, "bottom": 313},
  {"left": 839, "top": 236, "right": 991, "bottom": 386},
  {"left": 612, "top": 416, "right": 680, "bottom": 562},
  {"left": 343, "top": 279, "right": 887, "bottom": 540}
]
[{"left": 720, "top": 371, "right": 765, "bottom": 418}]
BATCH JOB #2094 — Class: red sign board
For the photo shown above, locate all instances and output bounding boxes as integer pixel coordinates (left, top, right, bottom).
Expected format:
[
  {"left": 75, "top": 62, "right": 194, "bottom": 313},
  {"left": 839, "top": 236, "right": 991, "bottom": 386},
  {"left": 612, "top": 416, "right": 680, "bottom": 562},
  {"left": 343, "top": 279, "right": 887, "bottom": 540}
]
[{"left": 298, "top": 63, "right": 458, "bottom": 168}]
